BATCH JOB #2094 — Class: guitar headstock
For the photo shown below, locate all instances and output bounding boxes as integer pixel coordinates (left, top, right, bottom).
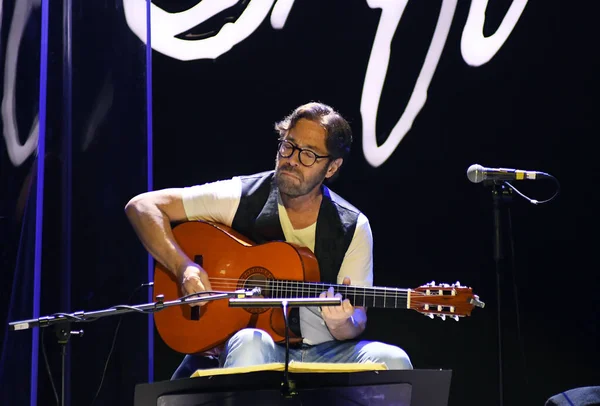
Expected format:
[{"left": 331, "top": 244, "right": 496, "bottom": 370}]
[{"left": 410, "top": 281, "right": 485, "bottom": 321}]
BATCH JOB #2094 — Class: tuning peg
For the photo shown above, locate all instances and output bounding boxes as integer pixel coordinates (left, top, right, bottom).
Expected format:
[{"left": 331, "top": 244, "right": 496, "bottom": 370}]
[
  {"left": 452, "top": 315, "right": 460, "bottom": 322},
  {"left": 453, "top": 281, "right": 462, "bottom": 287},
  {"left": 439, "top": 314, "right": 446, "bottom": 321},
  {"left": 426, "top": 313, "right": 434, "bottom": 319},
  {"left": 470, "top": 296, "right": 486, "bottom": 309}
]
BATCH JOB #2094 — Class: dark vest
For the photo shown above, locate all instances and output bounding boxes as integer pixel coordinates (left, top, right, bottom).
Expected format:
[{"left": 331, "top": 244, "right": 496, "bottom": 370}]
[{"left": 231, "top": 170, "right": 360, "bottom": 284}]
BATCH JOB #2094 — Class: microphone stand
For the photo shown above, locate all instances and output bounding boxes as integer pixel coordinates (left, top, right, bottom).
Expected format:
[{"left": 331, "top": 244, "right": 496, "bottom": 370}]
[
  {"left": 229, "top": 297, "right": 342, "bottom": 398},
  {"left": 53, "top": 322, "right": 83, "bottom": 406},
  {"left": 8, "top": 291, "right": 254, "bottom": 406},
  {"left": 486, "top": 180, "right": 513, "bottom": 406}
]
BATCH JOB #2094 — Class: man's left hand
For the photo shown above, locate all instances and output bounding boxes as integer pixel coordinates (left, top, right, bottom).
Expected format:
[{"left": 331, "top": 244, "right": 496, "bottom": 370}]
[{"left": 320, "top": 276, "right": 354, "bottom": 328}]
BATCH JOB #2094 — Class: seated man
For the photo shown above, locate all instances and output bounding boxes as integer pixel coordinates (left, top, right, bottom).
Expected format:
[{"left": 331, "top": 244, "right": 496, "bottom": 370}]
[{"left": 125, "top": 101, "right": 413, "bottom": 378}]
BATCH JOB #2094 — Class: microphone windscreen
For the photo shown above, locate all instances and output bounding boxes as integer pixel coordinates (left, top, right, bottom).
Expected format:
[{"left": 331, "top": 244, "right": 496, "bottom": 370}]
[{"left": 467, "top": 164, "right": 485, "bottom": 183}]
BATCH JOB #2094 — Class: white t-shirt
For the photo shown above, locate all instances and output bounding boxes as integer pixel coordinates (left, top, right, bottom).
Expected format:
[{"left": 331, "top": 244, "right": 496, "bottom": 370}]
[{"left": 181, "top": 176, "right": 373, "bottom": 345}]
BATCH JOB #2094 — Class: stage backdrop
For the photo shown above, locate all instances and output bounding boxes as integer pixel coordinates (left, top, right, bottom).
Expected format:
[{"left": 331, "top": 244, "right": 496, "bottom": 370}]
[{"left": 134, "top": 1, "right": 599, "bottom": 406}]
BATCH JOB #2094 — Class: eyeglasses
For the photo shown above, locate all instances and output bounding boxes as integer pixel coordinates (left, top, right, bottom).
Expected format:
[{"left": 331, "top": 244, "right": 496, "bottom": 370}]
[{"left": 278, "top": 140, "right": 331, "bottom": 167}]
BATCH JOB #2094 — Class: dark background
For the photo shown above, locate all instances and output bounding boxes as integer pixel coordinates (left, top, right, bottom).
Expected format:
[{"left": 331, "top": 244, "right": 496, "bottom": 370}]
[{"left": 1, "top": 1, "right": 598, "bottom": 405}]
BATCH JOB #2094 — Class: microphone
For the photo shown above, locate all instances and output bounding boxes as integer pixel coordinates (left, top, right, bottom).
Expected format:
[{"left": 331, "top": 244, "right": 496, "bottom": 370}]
[{"left": 467, "top": 164, "right": 550, "bottom": 184}]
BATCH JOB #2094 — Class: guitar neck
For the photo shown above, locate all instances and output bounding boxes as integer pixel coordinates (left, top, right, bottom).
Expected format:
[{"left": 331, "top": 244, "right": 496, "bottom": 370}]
[{"left": 268, "top": 280, "right": 410, "bottom": 309}]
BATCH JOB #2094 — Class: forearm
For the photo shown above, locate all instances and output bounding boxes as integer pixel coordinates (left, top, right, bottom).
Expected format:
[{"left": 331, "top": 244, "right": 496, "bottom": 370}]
[
  {"left": 125, "top": 199, "right": 192, "bottom": 278},
  {"left": 325, "top": 307, "right": 367, "bottom": 341}
]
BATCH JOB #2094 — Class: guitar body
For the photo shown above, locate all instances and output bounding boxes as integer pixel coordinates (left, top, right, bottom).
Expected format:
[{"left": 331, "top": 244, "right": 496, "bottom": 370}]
[{"left": 153, "top": 221, "right": 320, "bottom": 354}]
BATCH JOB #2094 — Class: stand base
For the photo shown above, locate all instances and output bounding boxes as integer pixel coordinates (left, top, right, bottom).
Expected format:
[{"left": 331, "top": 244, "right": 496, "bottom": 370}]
[{"left": 134, "top": 369, "right": 452, "bottom": 406}]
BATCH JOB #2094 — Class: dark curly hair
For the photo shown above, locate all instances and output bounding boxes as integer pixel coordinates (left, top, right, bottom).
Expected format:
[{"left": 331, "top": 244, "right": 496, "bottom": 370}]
[{"left": 274, "top": 102, "right": 353, "bottom": 160}]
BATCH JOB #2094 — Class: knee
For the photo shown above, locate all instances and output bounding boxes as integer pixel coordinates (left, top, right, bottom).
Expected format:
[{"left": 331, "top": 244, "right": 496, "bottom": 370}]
[
  {"left": 360, "top": 342, "right": 413, "bottom": 370},
  {"left": 225, "top": 328, "right": 275, "bottom": 354}
]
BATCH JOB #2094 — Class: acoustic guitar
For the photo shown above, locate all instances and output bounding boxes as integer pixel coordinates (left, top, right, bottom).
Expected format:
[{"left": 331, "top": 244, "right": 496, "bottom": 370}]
[{"left": 153, "top": 221, "right": 485, "bottom": 354}]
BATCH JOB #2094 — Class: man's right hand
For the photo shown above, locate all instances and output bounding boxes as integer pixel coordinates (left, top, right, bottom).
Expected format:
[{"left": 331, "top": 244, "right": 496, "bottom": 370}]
[{"left": 178, "top": 263, "right": 213, "bottom": 306}]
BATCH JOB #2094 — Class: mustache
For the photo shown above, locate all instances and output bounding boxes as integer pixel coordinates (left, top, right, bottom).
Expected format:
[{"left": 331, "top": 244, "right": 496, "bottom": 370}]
[{"left": 277, "top": 164, "right": 302, "bottom": 178}]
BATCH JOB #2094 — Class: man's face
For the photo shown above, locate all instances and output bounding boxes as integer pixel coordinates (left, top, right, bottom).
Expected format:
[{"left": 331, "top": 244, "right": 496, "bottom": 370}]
[{"left": 275, "top": 118, "right": 340, "bottom": 198}]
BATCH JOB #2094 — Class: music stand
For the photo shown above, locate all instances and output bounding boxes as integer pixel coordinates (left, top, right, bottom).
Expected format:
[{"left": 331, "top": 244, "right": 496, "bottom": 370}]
[
  {"left": 136, "top": 297, "right": 452, "bottom": 406},
  {"left": 134, "top": 369, "right": 452, "bottom": 406}
]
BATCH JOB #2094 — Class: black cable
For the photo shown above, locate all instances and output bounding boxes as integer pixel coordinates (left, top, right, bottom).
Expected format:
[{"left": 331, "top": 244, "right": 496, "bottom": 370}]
[
  {"left": 50, "top": 313, "right": 87, "bottom": 322},
  {"left": 178, "top": 290, "right": 248, "bottom": 301},
  {"left": 41, "top": 328, "right": 60, "bottom": 405},
  {"left": 89, "top": 282, "right": 153, "bottom": 406}
]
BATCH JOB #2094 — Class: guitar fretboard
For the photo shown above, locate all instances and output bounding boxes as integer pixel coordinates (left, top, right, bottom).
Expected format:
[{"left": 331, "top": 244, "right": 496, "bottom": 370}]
[{"left": 267, "top": 280, "right": 410, "bottom": 309}]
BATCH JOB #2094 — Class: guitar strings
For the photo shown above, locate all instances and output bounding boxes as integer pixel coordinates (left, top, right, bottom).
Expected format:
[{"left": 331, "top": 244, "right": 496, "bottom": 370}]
[
  {"left": 208, "top": 281, "right": 411, "bottom": 294},
  {"left": 200, "top": 277, "right": 438, "bottom": 298}
]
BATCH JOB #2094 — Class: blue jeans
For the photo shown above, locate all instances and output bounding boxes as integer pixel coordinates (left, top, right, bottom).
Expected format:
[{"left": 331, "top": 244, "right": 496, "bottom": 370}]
[{"left": 220, "top": 328, "right": 413, "bottom": 370}]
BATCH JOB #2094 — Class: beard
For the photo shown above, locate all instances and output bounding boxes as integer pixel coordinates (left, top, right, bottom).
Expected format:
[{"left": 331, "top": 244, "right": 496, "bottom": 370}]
[{"left": 275, "top": 160, "right": 328, "bottom": 198}]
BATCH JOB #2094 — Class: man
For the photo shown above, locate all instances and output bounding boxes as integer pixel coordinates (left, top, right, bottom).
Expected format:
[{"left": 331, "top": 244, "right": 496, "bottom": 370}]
[{"left": 125, "top": 102, "right": 413, "bottom": 378}]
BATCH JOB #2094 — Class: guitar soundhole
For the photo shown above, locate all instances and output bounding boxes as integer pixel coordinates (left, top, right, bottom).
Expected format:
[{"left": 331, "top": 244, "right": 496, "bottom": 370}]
[{"left": 238, "top": 267, "right": 274, "bottom": 314}]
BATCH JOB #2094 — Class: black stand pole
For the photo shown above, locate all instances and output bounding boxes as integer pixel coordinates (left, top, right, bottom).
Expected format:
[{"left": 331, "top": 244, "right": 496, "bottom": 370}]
[
  {"left": 280, "top": 300, "right": 294, "bottom": 398},
  {"left": 488, "top": 181, "right": 513, "bottom": 406},
  {"left": 54, "top": 323, "right": 83, "bottom": 406},
  {"left": 229, "top": 297, "right": 342, "bottom": 398}
]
